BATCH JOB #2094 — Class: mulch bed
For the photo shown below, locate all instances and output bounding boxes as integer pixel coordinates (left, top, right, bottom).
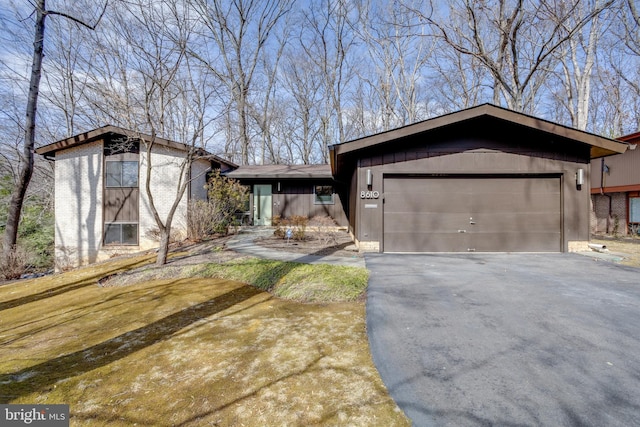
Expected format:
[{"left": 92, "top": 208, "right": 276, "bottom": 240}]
[{"left": 254, "top": 230, "right": 363, "bottom": 258}]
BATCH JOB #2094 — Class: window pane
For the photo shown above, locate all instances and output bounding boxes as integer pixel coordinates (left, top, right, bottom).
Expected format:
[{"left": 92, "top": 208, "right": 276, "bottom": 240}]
[
  {"left": 121, "top": 224, "right": 138, "bottom": 244},
  {"left": 315, "top": 186, "right": 334, "bottom": 204},
  {"left": 104, "top": 224, "right": 121, "bottom": 244},
  {"left": 106, "top": 162, "right": 122, "bottom": 187},
  {"left": 121, "top": 161, "right": 138, "bottom": 187},
  {"left": 631, "top": 197, "right": 640, "bottom": 223}
]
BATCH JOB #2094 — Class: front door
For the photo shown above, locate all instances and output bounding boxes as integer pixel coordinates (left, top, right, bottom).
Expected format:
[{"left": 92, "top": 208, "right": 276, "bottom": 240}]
[{"left": 253, "top": 184, "right": 272, "bottom": 226}]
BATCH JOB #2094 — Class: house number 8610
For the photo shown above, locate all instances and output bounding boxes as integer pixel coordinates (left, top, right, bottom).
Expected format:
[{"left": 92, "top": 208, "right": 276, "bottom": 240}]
[{"left": 360, "top": 191, "right": 380, "bottom": 199}]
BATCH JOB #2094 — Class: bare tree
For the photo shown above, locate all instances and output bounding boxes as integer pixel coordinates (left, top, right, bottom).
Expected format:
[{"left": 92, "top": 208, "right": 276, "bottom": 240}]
[
  {"left": 280, "top": 54, "right": 324, "bottom": 163},
  {"left": 82, "top": 0, "right": 217, "bottom": 266},
  {"left": 1, "top": 0, "right": 106, "bottom": 267},
  {"left": 246, "top": 17, "right": 291, "bottom": 165},
  {"left": 297, "top": 0, "right": 358, "bottom": 161},
  {"left": 414, "top": 0, "right": 613, "bottom": 112},
  {"left": 546, "top": 0, "right": 615, "bottom": 130},
  {"left": 355, "top": 0, "right": 433, "bottom": 131},
  {"left": 188, "top": 0, "right": 292, "bottom": 165}
]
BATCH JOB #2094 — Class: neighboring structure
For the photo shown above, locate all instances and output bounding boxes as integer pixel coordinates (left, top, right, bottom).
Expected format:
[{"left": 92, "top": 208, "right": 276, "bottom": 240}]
[
  {"left": 329, "top": 104, "right": 627, "bottom": 253},
  {"left": 40, "top": 105, "right": 628, "bottom": 268},
  {"left": 36, "top": 126, "right": 236, "bottom": 269},
  {"left": 225, "top": 165, "right": 348, "bottom": 227},
  {"left": 591, "top": 131, "right": 640, "bottom": 236}
]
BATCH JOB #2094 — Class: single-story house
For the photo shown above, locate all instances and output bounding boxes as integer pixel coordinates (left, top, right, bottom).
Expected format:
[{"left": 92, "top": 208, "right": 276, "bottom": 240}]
[
  {"left": 591, "top": 131, "right": 640, "bottom": 235},
  {"left": 36, "top": 125, "right": 236, "bottom": 269},
  {"left": 39, "top": 104, "right": 628, "bottom": 268},
  {"left": 225, "top": 165, "right": 348, "bottom": 227},
  {"left": 328, "top": 104, "right": 626, "bottom": 253}
]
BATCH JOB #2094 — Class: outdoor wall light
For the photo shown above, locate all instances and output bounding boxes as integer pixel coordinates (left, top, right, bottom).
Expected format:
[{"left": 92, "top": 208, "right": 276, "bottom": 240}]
[
  {"left": 277, "top": 181, "right": 281, "bottom": 192},
  {"left": 576, "top": 168, "right": 584, "bottom": 187},
  {"left": 366, "top": 169, "right": 372, "bottom": 187}
]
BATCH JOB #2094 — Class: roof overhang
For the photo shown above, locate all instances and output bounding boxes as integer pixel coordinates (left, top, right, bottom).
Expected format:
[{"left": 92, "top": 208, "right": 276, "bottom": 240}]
[
  {"left": 329, "top": 104, "right": 628, "bottom": 176},
  {"left": 225, "top": 164, "right": 332, "bottom": 180},
  {"left": 35, "top": 125, "right": 238, "bottom": 169},
  {"left": 618, "top": 131, "right": 640, "bottom": 145}
]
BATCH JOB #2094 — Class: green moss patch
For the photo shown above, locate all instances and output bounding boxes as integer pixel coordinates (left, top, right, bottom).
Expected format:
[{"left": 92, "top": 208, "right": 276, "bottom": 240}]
[
  {"left": 0, "top": 255, "right": 407, "bottom": 426},
  {"left": 190, "top": 258, "right": 369, "bottom": 302}
]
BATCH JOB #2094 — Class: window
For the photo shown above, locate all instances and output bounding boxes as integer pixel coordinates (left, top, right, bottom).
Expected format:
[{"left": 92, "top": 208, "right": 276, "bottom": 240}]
[
  {"left": 314, "top": 185, "right": 334, "bottom": 204},
  {"left": 106, "top": 161, "right": 138, "bottom": 187},
  {"left": 104, "top": 223, "right": 138, "bottom": 245},
  {"left": 630, "top": 196, "right": 640, "bottom": 224}
]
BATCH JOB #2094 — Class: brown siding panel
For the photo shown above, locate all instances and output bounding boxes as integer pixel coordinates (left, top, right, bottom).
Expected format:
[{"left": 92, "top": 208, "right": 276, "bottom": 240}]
[
  {"left": 104, "top": 188, "right": 139, "bottom": 222},
  {"left": 590, "top": 149, "right": 640, "bottom": 189}
]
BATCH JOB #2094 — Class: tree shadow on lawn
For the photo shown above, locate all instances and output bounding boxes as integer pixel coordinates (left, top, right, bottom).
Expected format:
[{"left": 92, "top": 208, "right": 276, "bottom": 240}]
[
  {"left": 0, "top": 256, "right": 155, "bottom": 312},
  {"left": 0, "top": 282, "right": 262, "bottom": 403}
]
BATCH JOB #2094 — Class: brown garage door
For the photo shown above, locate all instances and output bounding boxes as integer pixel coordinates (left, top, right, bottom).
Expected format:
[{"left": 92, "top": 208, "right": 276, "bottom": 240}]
[{"left": 383, "top": 176, "right": 561, "bottom": 252}]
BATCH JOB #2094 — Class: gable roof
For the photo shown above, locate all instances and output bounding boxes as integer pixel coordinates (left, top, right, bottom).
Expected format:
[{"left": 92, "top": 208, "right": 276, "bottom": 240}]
[
  {"left": 225, "top": 164, "right": 332, "bottom": 179},
  {"left": 35, "top": 125, "right": 237, "bottom": 168},
  {"left": 329, "top": 103, "right": 628, "bottom": 175},
  {"left": 618, "top": 130, "right": 640, "bottom": 145}
]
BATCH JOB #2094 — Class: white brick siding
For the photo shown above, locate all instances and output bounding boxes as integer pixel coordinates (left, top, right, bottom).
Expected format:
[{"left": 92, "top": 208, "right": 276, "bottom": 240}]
[
  {"left": 54, "top": 140, "right": 204, "bottom": 269},
  {"left": 138, "top": 144, "right": 192, "bottom": 250},
  {"left": 54, "top": 141, "right": 103, "bottom": 269}
]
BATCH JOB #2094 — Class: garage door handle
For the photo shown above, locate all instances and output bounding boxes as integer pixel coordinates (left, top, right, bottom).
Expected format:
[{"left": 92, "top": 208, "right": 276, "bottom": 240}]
[{"left": 458, "top": 230, "right": 467, "bottom": 233}]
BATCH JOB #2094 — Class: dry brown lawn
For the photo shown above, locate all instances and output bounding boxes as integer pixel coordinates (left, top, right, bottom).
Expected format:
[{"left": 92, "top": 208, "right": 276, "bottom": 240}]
[
  {"left": 0, "top": 255, "right": 408, "bottom": 426},
  {"left": 591, "top": 238, "right": 640, "bottom": 267}
]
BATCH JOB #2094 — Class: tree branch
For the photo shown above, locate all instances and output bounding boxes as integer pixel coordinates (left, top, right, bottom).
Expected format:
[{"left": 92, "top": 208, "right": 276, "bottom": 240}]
[{"left": 44, "top": 1, "right": 108, "bottom": 30}]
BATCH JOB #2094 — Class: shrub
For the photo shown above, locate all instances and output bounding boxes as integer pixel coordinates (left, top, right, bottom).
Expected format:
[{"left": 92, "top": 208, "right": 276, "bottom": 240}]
[
  {"left": 273, "top": 215, "right": 308, "bottom": 241},
  {"left": 185, "top": 170, "right": 248, "bottom": 239},
  {"left": 186, "top": 200, "right": 218, "bottom": 241},
  {"left": 0, "top": 244, "right": 31, "bottom": 280}
]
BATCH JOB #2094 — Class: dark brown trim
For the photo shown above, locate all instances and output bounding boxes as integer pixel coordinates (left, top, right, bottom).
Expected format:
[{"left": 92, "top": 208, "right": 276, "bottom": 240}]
[
  {"left": 330, "top": 104, "right": 627, "bottom": 175},
  {"left": 591, "top": 184, "right": 640, "bottom": 194},
  {"left": 36, "top": 124, "right": 237, "bottom": 169}
]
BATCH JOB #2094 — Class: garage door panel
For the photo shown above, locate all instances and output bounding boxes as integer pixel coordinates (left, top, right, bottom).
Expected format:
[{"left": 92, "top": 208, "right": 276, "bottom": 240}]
[
  {"left": 383, "top": 176, "right": 561, "bottom": 252},
  {"left": 469, "top": 232, "right": 561, "bottom": 252},
  {"left": 470, "top": 193, "right": 560, "bottom": 213},
  {"left": 384, "top": 232, "right": 468, "bottom": 252},
  {"left": 384, "top": 212, "right": 469, "bottom": 232},
  {"left": 385, "top": 195, "right": 469, "bottom": 213},
  {"left": 384, "top": 177, "right": 468, "bottom": 193},
  {"left": 470, "top": 213, "right": 561, "bottom": 232}
]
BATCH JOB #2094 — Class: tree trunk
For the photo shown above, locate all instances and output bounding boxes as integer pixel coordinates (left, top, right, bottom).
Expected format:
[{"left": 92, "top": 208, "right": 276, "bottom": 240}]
[
  {"left": 2, "top": 0, "right": 45, "bottom": 262},
  {"left": 156, "top": 226, "right": 170, "bottom": 266}
]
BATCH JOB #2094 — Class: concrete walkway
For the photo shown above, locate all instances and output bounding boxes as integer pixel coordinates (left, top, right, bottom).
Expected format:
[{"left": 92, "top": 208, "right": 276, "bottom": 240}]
[{"left": 226, "top": 228, "right": 366, "bottom": 268}]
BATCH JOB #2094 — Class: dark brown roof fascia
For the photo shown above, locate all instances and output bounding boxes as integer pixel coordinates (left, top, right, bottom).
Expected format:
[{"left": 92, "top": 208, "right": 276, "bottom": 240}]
[
  {"left": 618, "top": 131, "right": 640, "bottom": 144},
  {"left": 35, "top": 125, "right": 237, "bottom": 168},
  {"left": 226, "top": 165, "right": 332, "bottom": 180},
  {"left": 330, "top": 104, "right": 627, "bottom": 160}
]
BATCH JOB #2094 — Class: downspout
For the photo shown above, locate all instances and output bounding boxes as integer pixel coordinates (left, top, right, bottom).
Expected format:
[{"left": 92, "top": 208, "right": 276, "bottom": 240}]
[{"left": 600, "top": 158, "right": 612, "bottom": 233}]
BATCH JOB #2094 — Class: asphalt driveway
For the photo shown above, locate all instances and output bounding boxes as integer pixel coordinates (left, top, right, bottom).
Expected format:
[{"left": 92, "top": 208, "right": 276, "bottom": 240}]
[{"left": 366, "top": 253, "right": 640, "bottom": 426}]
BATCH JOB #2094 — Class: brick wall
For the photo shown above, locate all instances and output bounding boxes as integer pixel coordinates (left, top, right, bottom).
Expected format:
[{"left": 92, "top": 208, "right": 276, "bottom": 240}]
[
  {"left": 54, "top": 141, "right": 103, "bottom": 269},
  {"left": 54, "top": 141, "right": 201, "bottom": 269},
  {"left": 591, "top": 192, "right": 628, "bottom": 235},
  {"left": 138, "top": 144, "right": 191, "bottom": 249}
]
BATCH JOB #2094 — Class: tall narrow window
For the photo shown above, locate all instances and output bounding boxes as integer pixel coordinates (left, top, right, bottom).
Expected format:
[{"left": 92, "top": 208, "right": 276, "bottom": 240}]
[{"left": 104, "top": 155, "right": 139, "bottom": 245}]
